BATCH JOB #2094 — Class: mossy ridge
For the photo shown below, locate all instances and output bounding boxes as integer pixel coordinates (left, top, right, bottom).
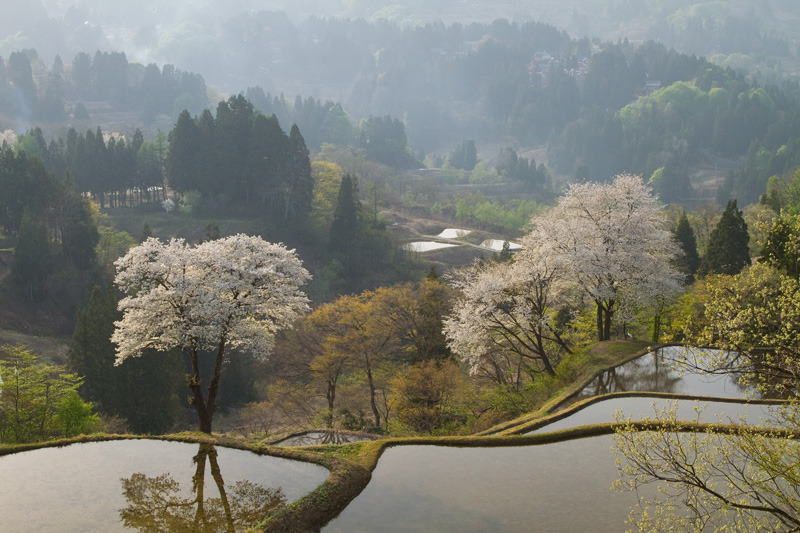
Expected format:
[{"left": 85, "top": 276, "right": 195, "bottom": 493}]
[{"left": 475, "top": 340, "right": 658, "bottom": 436}]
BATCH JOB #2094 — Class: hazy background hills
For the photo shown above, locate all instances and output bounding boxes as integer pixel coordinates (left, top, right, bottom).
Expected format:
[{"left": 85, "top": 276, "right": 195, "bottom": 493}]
[{"left": 7, "top": 1, "right": 800, "bottom": 95}]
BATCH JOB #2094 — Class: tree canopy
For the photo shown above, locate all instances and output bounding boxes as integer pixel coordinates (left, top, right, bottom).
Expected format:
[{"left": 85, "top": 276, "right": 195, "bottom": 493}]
[
  {"left": 528, "top": 173, "right": 682, "bottom": 341},
  {"left": 112, "top": 234, "right": 310, "bottom": 433}
]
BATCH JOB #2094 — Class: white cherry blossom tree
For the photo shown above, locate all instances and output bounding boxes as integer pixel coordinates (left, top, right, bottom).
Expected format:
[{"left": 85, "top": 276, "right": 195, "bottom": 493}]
[
  {"left": 529, "top": 173, "right": 682, "bottom": 341},
  {"left": 444, "top": 246, "right": 570, "bottom": 382},
  {"left": 112, "top": 234, "right": 310, "bottom": 433}
]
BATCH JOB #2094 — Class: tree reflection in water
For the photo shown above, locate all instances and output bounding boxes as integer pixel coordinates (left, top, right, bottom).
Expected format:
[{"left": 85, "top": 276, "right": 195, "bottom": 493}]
[
  {"left": 119, "top": 443, "right": 286, "bottom": 532},
  {"left": 584, "top": 349, "right": 683, "bottom": 396}
]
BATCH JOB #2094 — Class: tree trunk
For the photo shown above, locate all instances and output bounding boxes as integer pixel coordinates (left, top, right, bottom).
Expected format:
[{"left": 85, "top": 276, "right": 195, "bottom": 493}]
[
  {"left": 187, "top": 347, "right": 213, "bottom": 433},
  {"left": 535, "top": 332, "right": 555, "bottom": 376},
  {"left": 596, "top": 299, "right": 614, "bottom": 341},
  {"left": 325, "top": 378, "right": 336, "bottom": 428},
  {"left": 596, "top": 302, "right": 604, "bottom": 341},
  {"left": 365, "top": 356, "right": 380, "bottom": 428},
  {"left": 203, "top": 338, "right": 227, "bottom": 431}
]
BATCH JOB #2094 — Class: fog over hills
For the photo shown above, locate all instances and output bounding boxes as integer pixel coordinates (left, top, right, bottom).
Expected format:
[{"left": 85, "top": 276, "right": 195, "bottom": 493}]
[
  {"left": 7, "top": 0, "right": 800, "bottom": 97},
  {"left": 4, "top": 0, "right": 800, "bottom": 207}
]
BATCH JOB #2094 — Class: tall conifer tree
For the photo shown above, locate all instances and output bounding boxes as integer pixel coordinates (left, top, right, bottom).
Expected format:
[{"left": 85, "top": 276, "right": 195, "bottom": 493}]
[
  {"left": 699, "top": 199, "right": 750, "bottom": 276},
  {"left": 673, "top": 211, "right": 700, "bottom": 283}
]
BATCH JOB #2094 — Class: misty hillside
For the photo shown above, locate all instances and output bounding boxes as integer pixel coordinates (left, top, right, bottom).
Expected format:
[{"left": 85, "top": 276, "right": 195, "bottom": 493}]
[{"left": 5, "top": 1, "right": 800, "bottom": 93}]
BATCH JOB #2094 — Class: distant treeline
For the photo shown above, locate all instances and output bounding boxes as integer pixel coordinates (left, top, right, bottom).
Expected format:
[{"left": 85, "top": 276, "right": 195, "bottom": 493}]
[
  {"left": 6, "top": 19, "right": 800, "bottom": 205},
  {"left": 0, "top": 49, "right": 207, "bottom": 125},
  {"left": 11, "top": 94, "right": 318, "bottom": 226},
  {"left": 167, "top": 94, "right": 313, "bottom": 225}
]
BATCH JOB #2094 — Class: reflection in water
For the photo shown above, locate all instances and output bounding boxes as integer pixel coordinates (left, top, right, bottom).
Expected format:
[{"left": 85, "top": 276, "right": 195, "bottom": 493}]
[
  {"left": 274, "top": 430, "right": 376, "bottom": 447},
  {"left": 573, "top": 346, "right": 756, "bottom": 404},
  {"left": 120, "top": 444, "right": 285, "bottom": 532}
]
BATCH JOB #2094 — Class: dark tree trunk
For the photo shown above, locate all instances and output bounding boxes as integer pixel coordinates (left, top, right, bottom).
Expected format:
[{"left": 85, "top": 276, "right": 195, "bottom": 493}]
[
  {"left": 365, "top": 356, "right": 380, "bottom": 428},
  {"left": 186, "top": 339, "right": 227, "bottom": 434},
  {"left": 604, "top": 299, "right": 615, "bottom": 341}
]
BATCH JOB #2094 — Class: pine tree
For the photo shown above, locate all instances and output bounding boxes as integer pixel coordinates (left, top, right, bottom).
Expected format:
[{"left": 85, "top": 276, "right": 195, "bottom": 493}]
[
  {"left": 699, "top": 200, "right": 750, "bottom": 276},
  {"left": 285, "top": 124, "right": 314, "bottom": 223},
  {"left": 673, "top": 211, "right": 700, "bottom": 283},
  {"left": 329, "top": 174, "right": 362, "bottom": 253}
]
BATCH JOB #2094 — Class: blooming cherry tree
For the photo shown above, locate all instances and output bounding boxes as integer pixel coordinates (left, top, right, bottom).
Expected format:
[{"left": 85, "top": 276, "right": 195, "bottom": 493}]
[
  {"left": 112, "top": 234, "right": 310, "bottom": 433},
  {"left": 445, "top": 246, "right": 570, "bottom": 382},
  {"left": 529, "top": 173, "right": 682, "bottom": 341}
]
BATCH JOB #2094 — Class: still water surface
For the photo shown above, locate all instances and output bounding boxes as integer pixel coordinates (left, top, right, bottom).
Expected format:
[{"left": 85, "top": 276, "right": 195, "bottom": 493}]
[
  {"left": 274, "top": 430, "right": 377, "bottom": 447},
  {"left": 572, "top": 345, "right": 758, "bottom": 401},
  {"left": 327, "top": 346, "right": 772, "bottom": 531},
  {"left": 0, "top": 439, "right": 328, "bottom": 532},
  {"left": 528, "top": 397, "right": 781, "bottom": 434},
  {"left": 324, "top": 437, "right": 646, "bottom": 532}
]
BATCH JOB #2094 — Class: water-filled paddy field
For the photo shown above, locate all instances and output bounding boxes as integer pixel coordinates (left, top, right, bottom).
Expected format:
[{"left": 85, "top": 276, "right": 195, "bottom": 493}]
[{"left": 0, "top": 439, "right": 328, "bottom": 532}]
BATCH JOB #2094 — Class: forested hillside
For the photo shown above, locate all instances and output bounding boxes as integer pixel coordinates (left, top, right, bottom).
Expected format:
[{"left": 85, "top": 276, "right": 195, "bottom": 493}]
[
  {"left": 4, "top": 23, "right": 800, "bottom": 205},
  {"left": 4, "top": 0, "right": 800, "bottom": 444}
]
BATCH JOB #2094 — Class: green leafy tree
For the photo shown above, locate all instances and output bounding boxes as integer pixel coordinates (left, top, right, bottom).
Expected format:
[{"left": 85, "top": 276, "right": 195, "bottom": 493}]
[
  {"left": 615, "top": 263, "right": 800, "bottom": 530},
  {"left": 699, "top": 199, "right": 750, "bottom": 276},
  {"left": 0, "top": 346, "right": 91, "bottom": 443},
  {"left": 759, "top": 213, "right": 800, "bottom": 279},
  {"left": 56, "top": 392, "right": 99, "bottom": 438}
]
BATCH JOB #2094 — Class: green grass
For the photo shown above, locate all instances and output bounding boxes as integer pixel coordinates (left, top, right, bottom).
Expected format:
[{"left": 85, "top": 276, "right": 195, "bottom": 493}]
[{"left": 102, "top": 203, "right": 268, "bottom": 244}]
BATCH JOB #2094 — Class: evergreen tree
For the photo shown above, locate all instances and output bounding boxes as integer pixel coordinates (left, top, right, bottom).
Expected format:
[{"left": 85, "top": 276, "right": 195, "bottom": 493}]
[
  {"left": 69, "top": 284, "right": 119, "bottom": 411},
  {"left": 414, "top": 266, "right": 454, "bottom": 362},
  {"left": 673, "top": 211, "right": 700, "bottom": 283},
  {"left": 12, "top": 211, "right": 50, "bottom": 301},
  {"left": 329, "top": 174, "right": 362, "bottom": 253},
  {"left": 140, "top": 223, "right": 153, "bottom": 242},
  {"left": 285, "top": 124, "right": 314, "bottom": 223},
  {"left": 449, "top": 139, "right": 478, "bottom": 171},
  {"left": 699, "top": 200, "right": 750, "bottom": 276},
  {"left": 115, "top": 350, "right": 183, "bottom": 434},
  {"left": 328, "top": 174, "right": 364, "bottom": 287},
  {"left": 166, "top": 110, "right": 200, "bottom": 194},
  {"left": 57, "top": 178, "right": 99, "bottom": 269},
  {"left": 68, "top": 284, "right": 183, "bottom": 433}
]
